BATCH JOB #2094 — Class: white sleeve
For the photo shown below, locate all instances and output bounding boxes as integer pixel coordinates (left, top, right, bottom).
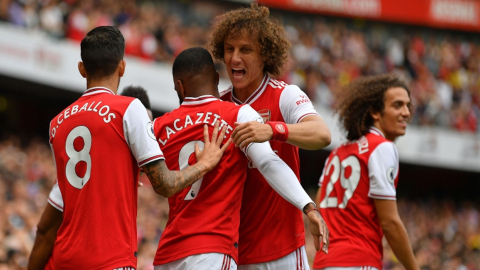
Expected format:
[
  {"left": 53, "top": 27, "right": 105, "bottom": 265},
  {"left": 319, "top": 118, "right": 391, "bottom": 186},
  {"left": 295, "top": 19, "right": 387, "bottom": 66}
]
[
  {"left": 368, "top": 142, "right": 399, "bottom": 200},
  {"left": 246, "top": 142, "right": 314, "bottom": 211},
  {"left": 48, "top": 182, "right": 64, "bottom": 212},
  {"left": 279, "top": 85, "right": 320, "bottom": 124},
  {"left": 318, "top": 157, "right": 330, "bottom": 187},
  {"left": 123, "top": 99, "right": 165, "bottom": 167},
  {"left": 237, "top": 105, "right": 264, "bottom": 152}
]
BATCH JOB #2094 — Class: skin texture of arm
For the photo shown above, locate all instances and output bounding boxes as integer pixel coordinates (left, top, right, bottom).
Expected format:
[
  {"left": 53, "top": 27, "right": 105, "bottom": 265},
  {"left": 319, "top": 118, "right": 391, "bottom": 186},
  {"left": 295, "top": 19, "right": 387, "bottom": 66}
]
[
  {"left": 28, "top": 204, "right": 63, "bottom": 270},
  {"left": 374, "top": 199, "right": 419, "bottom": 270},
  {"left": 143, "top": 122, "right": 231, "bottom": 198},
  {"left": 232, "top": 115, "right": 331, "bottom": 150}
]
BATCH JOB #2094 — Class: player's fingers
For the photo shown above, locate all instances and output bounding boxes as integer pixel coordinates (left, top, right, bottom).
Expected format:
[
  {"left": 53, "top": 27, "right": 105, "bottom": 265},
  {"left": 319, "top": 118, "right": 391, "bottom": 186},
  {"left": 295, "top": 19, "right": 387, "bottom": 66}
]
[
  {"left": 211, "top": 121, "right": 220, "bottom": 144},
  {"left": 232, "top": 126, "right": 248, "bottom": 144},
  {"left": 194, "top": 143, "right": 201, "bottom": 156},
  {"left": 221, "top": 138, "right": 233, "bottom": 152},
  {"left": 217, "top": 125, "right": 228, "bottom": 146},
  {"left": 239, "top": 137, "right": 254, "bottom": 150},
  {"left": 235, "top": 133, "right": 251, "bottom": 148},
  {"left": 203, "top": 124, "right": 210, "bottom": 146},
  {"left": 313, "top": 235, "right": 320, "bottom": 251}
]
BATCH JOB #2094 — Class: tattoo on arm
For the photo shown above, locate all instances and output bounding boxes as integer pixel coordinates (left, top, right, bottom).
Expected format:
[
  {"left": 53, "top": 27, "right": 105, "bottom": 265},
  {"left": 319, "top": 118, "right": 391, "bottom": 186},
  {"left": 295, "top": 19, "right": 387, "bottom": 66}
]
[{"left": 143, "top": 160, "right": 207, "bottom": 197}]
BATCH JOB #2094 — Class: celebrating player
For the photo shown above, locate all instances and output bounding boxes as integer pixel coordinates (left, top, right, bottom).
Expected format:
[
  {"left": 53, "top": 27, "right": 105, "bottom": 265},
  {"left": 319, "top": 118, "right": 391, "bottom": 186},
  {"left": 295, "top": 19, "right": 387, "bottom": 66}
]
[
  {"left": 313, "top": 74, "right": 419, "bottom": 270},
  {"left": 209, "top": 4, "right": 331, "bottom": 269},
  {"left": 28, "top": 85, "right": 157, "bottom": 270},
  {"left": 28, "top": 26, "right": 228, "bottom": 270},
  {"left": 152, "top": 47, "right": 327, "bottom": 270}
]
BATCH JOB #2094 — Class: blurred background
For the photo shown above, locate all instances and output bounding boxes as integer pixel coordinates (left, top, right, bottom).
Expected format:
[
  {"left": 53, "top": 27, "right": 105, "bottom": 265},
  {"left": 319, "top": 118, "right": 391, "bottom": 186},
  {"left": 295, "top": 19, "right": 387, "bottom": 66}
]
[{"left": 0, "top": 0, "right": 480, "bottom": 269}]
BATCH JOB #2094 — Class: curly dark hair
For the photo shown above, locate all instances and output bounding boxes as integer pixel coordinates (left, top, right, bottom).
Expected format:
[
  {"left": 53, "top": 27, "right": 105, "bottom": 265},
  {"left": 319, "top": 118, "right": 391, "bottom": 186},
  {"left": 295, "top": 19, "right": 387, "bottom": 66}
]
[
  {"left": 209, "top": 3, "right": 291, "bottom": 78},
  {"left": 338, "top": 74, "right": 412, "bottom": 141}
]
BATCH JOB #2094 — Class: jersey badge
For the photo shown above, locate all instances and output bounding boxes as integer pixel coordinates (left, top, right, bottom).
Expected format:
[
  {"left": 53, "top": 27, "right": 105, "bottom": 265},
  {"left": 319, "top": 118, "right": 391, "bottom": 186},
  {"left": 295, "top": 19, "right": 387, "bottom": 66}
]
[
  {"left": 147, "top": 122, "right": 156, "bottom": 140},
  {"left": 257, "top": 109, "right": 271, "bottom": 123},
  {"left": 386, "top": 166, "right": 395, "bottom": 185}
]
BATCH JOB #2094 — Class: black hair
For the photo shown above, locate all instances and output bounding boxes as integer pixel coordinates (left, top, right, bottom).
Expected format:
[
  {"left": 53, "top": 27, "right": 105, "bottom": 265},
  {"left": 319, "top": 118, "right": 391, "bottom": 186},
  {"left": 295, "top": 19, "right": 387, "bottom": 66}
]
[
  {"left": 80, "top": 26, "right": 125, "bottom": 79},
  {"left": 121, "top": 86, "right": 151, "bottom": 110},
  {"left": 172, "top": 47, "right": 215, "bottom": 78}
]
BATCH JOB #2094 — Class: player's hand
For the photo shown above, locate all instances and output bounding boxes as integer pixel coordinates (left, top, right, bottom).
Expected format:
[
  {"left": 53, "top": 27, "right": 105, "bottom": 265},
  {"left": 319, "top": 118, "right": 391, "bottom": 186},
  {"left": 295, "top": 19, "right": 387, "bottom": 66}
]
[
  {"left": 232, "top": 121, "right": 273, "bottom": 149},
  {"left": 195, "top": 121, "right": 232, "bottom": 172},
  {"left": 306, "top": 208, "right": 329, "bottom": 253}
]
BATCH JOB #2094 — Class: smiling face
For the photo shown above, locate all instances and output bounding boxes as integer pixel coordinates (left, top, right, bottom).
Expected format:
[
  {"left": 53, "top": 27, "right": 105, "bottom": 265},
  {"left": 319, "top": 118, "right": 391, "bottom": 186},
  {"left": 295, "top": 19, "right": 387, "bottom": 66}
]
[
  {"left": 371, "top": 87, "right": 411, "bottom": 141},
  {"left": 224, "top": 33, "right": 265, "bottom": 98}
]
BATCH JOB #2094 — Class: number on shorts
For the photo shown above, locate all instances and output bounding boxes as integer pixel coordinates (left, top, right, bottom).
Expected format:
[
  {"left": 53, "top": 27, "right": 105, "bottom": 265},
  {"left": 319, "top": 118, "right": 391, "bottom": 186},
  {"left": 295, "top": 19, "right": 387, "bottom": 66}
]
[
  {"left": 65, "top": 126, "right": 92, "bottom": 189},
  {"left": 179, "top": 141, "right": 205, "bottom": 200},
  {"left": 319, "top": 155, "right": 361, "bottom": 209}
]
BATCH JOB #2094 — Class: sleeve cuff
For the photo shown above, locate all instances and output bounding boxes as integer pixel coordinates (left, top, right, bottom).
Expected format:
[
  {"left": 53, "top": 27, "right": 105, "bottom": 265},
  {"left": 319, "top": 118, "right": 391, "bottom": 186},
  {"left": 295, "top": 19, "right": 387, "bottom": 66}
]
[
  {"left": 138, "top": 155, "right": 165, "bottom": 167},
  {"left": 369, "top": 193, "right": 396, "bottom": 200},
  {"left": 48, "top": 198, "right": 64, "bottom": 212}
]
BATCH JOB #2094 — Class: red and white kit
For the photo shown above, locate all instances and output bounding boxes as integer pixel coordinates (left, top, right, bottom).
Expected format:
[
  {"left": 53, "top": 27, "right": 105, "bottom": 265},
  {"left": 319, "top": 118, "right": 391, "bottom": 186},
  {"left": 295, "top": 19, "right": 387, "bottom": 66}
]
[
  {"left": 220, "top": 75, "right": 319, "bottom": 265},
  {"left": 313, "top": 127, "right": 399, "bottom": 270},
  {"left": 48, "top": 87, "right": 163, "bottom": 269},
  {"left": 152, "top": 95, "right": 313, "bottom": 269}
]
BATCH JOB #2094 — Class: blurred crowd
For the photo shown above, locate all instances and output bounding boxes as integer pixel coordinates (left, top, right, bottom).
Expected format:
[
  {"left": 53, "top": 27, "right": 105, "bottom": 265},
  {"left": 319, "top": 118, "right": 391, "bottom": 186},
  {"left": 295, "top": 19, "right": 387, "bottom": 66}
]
[
  {"left": 0, "top": 137, "right": 479, "bottom": 269},
  {"left": 1, "top": 0, "right": 480, "bottom": 132}
]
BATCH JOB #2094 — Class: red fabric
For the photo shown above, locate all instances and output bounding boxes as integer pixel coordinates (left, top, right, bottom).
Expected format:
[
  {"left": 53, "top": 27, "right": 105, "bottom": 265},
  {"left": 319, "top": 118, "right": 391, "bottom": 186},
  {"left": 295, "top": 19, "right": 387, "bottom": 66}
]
[
  {"left": 313, "top": 132, "right": 398, "bottom": 269},
  {"left": 266, "top": 121, "right": 289, "bottom": 142},
  {"left": 152, "top": 99, "right": 247, "bottom": 265},
  {"left": 221, "top": 81, "right": 305, "bottom": 265},
  {"left": 49, "top": 91, "right": 138, "bottom": 269}
]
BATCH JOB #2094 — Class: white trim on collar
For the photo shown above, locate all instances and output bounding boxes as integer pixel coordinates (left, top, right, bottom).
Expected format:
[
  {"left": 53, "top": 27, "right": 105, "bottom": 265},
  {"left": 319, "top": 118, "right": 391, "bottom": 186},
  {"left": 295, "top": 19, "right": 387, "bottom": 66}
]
[
  {"left": 369, "top": 126, "right": 385, "bottom": 138},
  {"left": 182, "top": 95, "right": 218, "bottom": 106},
  {"left": 83, "top": 87, "right": 115, "bottom": 96},
  {"left": 231, "top": 74, "right": 269, "bottom": 105}
]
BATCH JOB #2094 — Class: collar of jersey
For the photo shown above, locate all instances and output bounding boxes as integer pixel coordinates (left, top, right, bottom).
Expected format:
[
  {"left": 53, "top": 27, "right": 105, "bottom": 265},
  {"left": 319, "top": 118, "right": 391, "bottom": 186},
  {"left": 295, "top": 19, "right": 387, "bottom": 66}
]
[
  {"left": 369, "top": 126, "right": 385, "bottom": 138},
  {"left": 83, "top": 87, "right": 115, "bottom": 96},
  {"left": 231, "top": 74, "right": 269, "bottom": 105},
  {"left": 182, "top": 95, "right": 218, "bottom": 106}
]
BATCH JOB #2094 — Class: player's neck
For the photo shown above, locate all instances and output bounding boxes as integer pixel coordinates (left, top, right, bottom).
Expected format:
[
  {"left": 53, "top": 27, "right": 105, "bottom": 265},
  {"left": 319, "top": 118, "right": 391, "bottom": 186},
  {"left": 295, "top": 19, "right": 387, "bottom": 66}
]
[
  {"left": 86, "top": 77, "right": 119, "bottom": 94},
  {"left": 232, "top": 74, "right": 266, "bottom": 103}
]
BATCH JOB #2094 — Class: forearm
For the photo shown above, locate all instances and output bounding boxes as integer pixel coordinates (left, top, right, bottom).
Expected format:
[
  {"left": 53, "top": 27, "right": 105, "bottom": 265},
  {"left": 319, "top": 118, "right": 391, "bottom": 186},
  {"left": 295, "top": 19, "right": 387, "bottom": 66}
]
[
  {"left": 248, "top": 143, "right": 313, "bottom": 210},
  {"left": 383, "top": 220, "right": 418, "bottom": 270},
  {"left": 28, "top": 233, "right": 55, "bottom": 270},
  {"left": 286, "top": 118, "right": 331, "bottom": 150},
  {"left": 143, "top": 159, "right": 209, "bottom": 198}
]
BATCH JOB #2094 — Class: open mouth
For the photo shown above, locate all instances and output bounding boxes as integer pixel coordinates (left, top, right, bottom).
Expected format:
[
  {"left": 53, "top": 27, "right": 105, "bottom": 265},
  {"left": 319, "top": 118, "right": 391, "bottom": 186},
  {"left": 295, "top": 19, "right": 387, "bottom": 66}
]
[{"left": 232, "top": 68, "right": 246, "bottom": 78}]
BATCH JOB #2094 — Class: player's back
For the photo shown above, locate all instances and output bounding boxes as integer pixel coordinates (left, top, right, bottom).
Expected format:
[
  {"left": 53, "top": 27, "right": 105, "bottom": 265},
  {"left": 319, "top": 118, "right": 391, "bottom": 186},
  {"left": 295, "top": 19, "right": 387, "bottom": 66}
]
[
  {"left": 49, "top": 87, "right": 144, "bottom": 269},
  {"left": 314, "top": 127, "right": 399, "bottom": 269},
  {"left": 152, "top": 96, "right": 250, "bottom": 264}
]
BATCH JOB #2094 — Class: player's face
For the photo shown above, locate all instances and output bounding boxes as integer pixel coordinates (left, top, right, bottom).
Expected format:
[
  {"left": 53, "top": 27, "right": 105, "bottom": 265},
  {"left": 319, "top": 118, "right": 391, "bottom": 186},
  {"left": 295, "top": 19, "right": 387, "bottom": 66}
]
[
  {"left": 372, "top": 87, "right": 411, "bottom": 141},
  {"left": 224, "top": 33, "right": 265, "bottom": 95}
]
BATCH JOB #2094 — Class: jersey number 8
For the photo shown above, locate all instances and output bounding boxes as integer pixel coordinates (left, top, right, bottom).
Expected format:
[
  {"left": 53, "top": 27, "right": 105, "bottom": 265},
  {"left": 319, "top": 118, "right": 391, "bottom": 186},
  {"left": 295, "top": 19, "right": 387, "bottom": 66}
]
[
  {"left": 320, "top": 155, "right": 361, "bottom": 209},
  {"left": 65, "top": 126, "right": 92, "bottom": 189}
]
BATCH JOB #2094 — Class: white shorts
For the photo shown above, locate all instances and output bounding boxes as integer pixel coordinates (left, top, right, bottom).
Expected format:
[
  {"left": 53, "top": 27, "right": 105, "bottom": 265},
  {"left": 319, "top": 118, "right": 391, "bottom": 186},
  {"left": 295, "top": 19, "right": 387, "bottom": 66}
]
[
  {"left": 238, "top": 246, "right": 309, "bottom": 270},
  {"left": 315, "top": 267, "right": 380, "bottom": 270},
  {"left": 154, "top": 253, "right": 237, "bottom": 270}
]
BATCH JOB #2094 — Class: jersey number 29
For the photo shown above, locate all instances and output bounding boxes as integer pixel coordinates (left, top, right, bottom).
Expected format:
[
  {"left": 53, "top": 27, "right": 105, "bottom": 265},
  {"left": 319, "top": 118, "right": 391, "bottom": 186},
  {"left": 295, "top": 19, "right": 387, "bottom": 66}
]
[{"left": 319, "top": 155, "right": 361, "bottom": 209}]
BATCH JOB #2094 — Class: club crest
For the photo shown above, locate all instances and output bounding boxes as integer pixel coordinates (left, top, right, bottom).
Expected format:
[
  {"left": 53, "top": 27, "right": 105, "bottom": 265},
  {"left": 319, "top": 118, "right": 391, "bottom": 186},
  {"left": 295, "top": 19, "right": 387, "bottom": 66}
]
[{"left": 257, "top": 109, "right": 271, "bottom": 123}]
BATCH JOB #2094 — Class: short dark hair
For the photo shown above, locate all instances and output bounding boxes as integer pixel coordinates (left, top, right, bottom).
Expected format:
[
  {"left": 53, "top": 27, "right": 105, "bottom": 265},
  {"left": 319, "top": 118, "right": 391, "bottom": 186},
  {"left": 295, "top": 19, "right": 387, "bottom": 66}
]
[
  {"left": 80, "top": 26, "right": 125, "bottom": 79},
  {"left": 121, "top": 86, "right": 151, "bottom": 110},
  {"left": 338, "top": 74, "right": 412, "bottom": 141},
  {"left": 172, "top": 47, "right": 215, "bottom": 78}
]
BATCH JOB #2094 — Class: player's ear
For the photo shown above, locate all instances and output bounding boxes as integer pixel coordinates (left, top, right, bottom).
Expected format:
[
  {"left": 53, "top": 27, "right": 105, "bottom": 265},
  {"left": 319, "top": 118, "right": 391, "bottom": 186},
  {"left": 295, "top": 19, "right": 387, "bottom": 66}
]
[
  {"left": 175, "top": 79, "right": 186, "bottom": 101},
  {"left": 78, "top": 62, "right": 87, "bottom": 78},
  {"left": 118, "top": 60, "right": 126, "bottom": 77},
  {"left": 370, "top": 108, "right": 381, "bottom": 121}
]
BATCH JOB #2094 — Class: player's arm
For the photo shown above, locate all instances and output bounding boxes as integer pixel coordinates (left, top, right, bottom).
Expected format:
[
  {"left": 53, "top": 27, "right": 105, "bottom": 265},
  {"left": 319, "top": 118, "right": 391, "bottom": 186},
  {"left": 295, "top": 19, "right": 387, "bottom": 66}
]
[
  {"left": 28, "top": 203, "right": 63, "bottom": 270},
  {"left": 232, "top": 85, "right": 330, "bottom": 150},
  {"left": 374, "top": 199, "right": 419, "bottom": 270},
  {"left": 246, "top": 141, "right": 329, "bottom": 253},
  {"left": 143, "top": 122, "right": 231, "bottom": 198}
]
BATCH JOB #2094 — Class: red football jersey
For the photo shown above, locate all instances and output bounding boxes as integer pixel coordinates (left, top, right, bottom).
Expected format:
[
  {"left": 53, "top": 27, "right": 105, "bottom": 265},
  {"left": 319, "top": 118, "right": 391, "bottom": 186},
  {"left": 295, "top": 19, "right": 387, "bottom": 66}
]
[
  {"left": 152, "top": 95, "right": 262, "bottom": 265},
  {"left": 220, "top": 75, "right": 319, "bottom": 264},
  {"left": 49, "top": 87, "right": 163, "bottom": 269},
  {"left": 313, "top": 127, "right": 399, "bottom": 269}
]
